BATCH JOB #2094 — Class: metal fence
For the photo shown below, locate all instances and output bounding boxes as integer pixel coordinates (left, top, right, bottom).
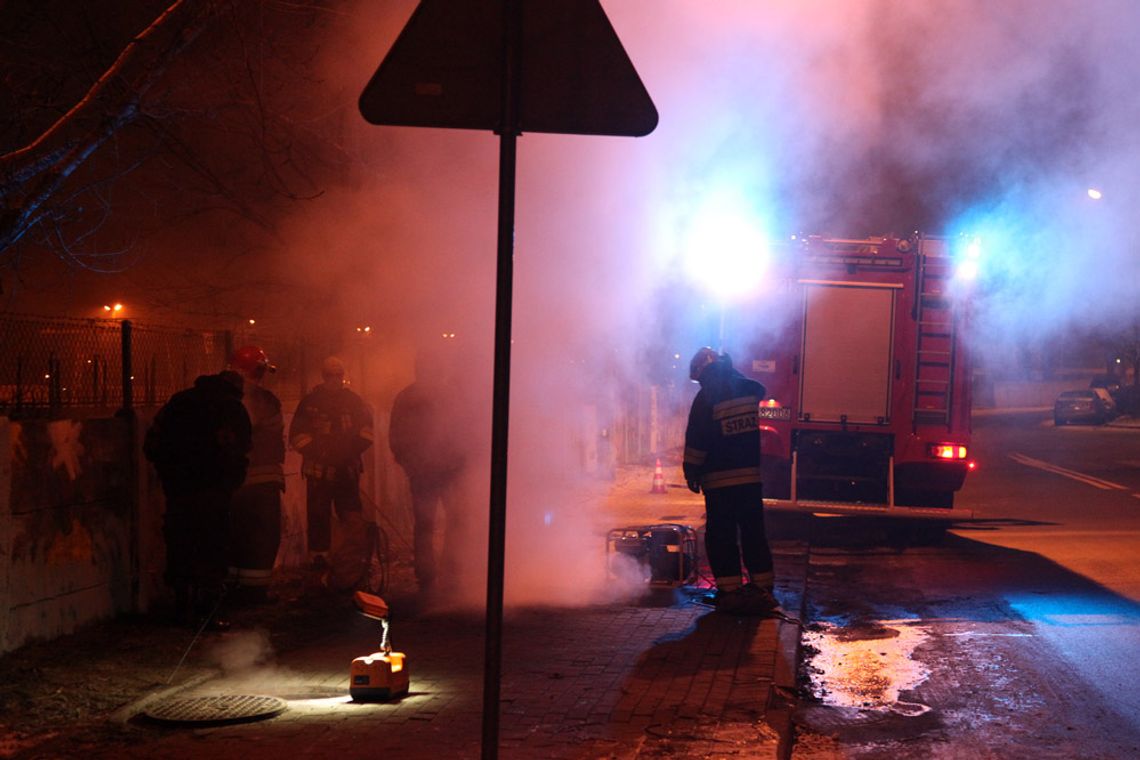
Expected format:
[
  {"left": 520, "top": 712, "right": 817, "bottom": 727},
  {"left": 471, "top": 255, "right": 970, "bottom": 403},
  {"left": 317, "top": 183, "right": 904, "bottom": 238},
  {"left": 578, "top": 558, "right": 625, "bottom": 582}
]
[
  {"left": 0, "top": 313, "right": 688, "bottom": 466},
  {"left": 0, "top": 314, "right": 124, "bottom": 416},
  {"left": 0, "top": 314, "right": 321, "bottom": 418}
]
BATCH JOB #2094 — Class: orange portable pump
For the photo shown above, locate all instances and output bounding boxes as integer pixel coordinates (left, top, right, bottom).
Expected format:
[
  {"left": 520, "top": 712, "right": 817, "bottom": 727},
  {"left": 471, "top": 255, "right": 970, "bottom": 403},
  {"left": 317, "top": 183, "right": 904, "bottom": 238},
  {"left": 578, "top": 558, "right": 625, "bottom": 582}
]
[{"left": 349, "top": 591, "right": 410, "bottom": 702}]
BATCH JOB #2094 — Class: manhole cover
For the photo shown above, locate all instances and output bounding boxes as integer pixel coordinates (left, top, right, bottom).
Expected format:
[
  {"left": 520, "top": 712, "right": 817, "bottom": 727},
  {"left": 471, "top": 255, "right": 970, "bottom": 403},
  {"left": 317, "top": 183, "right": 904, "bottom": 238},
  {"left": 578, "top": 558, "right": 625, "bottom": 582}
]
[{"left": 142, "top": 694, "right": 287, "bottom": 726}]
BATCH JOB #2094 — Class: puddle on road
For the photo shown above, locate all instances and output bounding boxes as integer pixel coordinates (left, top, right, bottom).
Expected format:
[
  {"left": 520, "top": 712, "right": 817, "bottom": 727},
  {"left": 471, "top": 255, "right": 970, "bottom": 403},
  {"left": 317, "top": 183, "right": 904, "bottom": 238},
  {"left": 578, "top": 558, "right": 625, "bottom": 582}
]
[{"left": 803, "top": 618, "right": 931, "bottom": 714}]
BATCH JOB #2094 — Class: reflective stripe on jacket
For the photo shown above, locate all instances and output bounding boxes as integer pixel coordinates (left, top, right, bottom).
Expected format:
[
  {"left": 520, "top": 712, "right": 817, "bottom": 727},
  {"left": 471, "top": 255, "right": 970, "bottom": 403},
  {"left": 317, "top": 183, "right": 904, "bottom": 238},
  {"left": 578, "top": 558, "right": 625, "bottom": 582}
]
[
  {"left": 289, "top": 384, "right": 374, "bottom": 481},
  {"left": 683, "top": 363, "right": 765, "bottom": 491},
  {"left": 243, "top": 383, "right": 285, "bottom": 487}
]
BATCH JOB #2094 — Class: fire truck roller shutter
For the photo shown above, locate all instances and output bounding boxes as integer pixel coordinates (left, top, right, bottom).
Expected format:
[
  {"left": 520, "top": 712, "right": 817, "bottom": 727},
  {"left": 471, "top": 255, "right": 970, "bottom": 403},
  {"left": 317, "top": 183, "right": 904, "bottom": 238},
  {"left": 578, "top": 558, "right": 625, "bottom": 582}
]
[{"left": 799, "top": 282, "right": 899, "bottom": 425}]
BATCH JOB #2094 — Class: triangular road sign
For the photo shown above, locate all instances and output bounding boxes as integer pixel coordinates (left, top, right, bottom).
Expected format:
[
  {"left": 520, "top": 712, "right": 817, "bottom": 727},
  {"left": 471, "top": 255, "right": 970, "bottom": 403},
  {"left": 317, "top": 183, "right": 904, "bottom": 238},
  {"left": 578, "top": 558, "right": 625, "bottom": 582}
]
[{"left": 359, "top": 0, "right": 658, "bottom": 137}]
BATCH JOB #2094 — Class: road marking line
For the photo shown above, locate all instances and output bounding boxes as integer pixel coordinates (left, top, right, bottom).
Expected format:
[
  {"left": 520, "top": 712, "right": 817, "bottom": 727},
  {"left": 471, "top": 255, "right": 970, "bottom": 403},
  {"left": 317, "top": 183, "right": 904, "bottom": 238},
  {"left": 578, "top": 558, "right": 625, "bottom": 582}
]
[
  {"left": 1008, "top": 453, "right": 1129, "bottom": 491},
  {"left": 943, "top": 632, "right": 1034, "bottom": 638}
]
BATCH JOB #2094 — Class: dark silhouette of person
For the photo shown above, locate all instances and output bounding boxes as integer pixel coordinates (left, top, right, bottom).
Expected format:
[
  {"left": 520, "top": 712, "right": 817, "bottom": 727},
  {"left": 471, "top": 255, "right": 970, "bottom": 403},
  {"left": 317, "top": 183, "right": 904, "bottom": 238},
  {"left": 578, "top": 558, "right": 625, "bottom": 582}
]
[
  {"left": 145, "top": 370, "right": 251, "bottom": 628},
  {"left": 389, "top": 347, "right": 468, "bottom": 596}
]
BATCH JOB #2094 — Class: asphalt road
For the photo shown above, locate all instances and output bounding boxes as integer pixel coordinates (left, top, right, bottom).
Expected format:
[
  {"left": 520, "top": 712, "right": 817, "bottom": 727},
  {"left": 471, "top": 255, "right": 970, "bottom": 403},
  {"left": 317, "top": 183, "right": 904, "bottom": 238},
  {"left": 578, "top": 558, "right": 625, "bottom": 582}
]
[
  {"left": 961, "top": 411, "right": 1140, "bottom": 734},
  {"left": 790, "top": 410, "right": 1140, "bottom": 758}
]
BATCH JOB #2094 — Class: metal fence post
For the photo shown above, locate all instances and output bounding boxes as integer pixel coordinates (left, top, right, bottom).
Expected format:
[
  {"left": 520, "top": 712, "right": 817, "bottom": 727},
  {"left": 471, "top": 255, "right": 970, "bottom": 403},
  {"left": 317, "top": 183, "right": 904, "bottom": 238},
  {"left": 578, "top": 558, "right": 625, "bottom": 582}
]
[
  {"left": 118, "top": 320, "right": 142, "bottom": 610},
  {"left": 121, "top": 321, "right": 133, "bottom": 413},
  {"left": 14, "top": 356, "right": 23, "bottom": 413},
  {"left": 224, "top": 330, "right": 234, "bottom": 369},
  {"left": 48, "top": 353, "right": 61, "bottom": 412}
]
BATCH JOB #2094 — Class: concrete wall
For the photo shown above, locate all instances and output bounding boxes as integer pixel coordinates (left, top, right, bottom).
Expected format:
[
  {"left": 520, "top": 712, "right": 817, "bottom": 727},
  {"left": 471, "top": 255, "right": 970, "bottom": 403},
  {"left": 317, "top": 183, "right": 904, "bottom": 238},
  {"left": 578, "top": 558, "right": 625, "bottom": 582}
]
[
  {"left": 1, "top": 416, "right": 133, "bottom": 654},
  {"left": 0, "top": 408, "right": 405, "bottom": 655}
]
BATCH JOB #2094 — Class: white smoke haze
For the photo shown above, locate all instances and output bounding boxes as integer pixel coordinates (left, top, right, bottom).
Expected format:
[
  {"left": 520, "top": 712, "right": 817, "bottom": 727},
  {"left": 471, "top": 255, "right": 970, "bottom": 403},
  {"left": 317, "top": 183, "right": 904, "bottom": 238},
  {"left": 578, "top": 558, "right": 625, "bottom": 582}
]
[
  {"left": 206, "top": 629, "right": 275, "bottom": 673},
  {"left": 280, "top": 0, "right": 1140, "bottom": 608},
  {"left": 12, "top": 0, "right": 1135, "bottom": 614},
  {"left": 8, "top": 0, "right": 1134, "bottom": 607}
]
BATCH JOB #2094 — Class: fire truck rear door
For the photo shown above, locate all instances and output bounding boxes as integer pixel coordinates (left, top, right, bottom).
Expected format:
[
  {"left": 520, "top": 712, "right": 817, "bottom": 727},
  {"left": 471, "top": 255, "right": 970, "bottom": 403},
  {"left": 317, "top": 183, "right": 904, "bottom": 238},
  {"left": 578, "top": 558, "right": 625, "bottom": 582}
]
[{"left": 799, "top": 282, "right": 898, "bottom": 424}]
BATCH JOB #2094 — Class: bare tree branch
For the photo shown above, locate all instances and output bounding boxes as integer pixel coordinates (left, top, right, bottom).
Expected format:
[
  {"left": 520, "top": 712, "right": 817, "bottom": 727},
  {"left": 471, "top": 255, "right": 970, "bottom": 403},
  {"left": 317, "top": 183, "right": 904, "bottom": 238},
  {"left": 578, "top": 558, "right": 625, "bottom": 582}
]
[{"left": 0, "top": 0, "right": 219, "bottom": 254}]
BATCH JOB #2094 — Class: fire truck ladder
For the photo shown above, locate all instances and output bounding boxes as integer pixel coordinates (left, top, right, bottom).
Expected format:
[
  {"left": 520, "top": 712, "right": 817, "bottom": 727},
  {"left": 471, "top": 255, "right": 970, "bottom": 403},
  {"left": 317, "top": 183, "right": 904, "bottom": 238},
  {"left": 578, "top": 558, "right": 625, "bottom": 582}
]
[{"left": 913, "top": 248, "right": 956, "bottom": 427}]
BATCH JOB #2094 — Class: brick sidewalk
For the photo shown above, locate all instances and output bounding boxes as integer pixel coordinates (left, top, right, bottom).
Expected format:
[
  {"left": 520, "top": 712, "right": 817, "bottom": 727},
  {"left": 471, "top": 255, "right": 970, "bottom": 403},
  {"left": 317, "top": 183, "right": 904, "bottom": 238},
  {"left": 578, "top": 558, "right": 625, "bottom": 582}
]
[
  {"left": 90, "top": 555, "right": 802, "bottom": 760},
  {"left": 12, "top": 464, "right": 805, "bottom": 759}
]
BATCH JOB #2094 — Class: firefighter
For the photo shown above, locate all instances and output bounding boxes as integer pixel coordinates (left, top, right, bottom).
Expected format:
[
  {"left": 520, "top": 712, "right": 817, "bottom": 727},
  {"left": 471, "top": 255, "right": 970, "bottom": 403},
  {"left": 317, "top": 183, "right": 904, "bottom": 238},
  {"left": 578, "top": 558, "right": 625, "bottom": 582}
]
[
  {"left": 683, "top": 347, "right": 777, "bottom": 615},
  {"left": 144, "top": 371, "right": 252, "bottom": 628},
  {"left": 289, "top": 356, "right": 374, "bottom": 588},
  {"left": 226, "top": 345, "right": 285, "bottom": 604}
]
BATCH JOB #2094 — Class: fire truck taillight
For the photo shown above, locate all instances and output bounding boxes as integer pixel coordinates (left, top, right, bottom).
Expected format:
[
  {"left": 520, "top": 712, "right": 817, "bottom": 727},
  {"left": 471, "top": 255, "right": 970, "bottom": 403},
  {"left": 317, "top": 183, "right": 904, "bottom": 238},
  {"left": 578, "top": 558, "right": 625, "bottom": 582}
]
[
  {"left": 761, "top": 399, "right": 781, "bottom": 408},
  {"left": 928, "top": 444, "right": 968, "bottom": 460}
]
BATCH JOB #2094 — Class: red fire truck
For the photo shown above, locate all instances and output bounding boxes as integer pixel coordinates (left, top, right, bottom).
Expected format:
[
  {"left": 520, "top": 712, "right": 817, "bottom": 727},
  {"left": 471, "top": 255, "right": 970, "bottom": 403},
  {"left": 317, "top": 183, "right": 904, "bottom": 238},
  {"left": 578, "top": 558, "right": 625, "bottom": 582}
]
[{"left": 742, "top": 234, "right": 975, "bottom": 520}]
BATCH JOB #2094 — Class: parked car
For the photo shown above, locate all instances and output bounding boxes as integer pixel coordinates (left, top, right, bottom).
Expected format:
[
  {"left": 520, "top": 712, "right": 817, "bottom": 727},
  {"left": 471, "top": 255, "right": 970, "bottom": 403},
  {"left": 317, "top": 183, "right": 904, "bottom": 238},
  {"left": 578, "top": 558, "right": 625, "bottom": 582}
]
[{"left": 1054, "top": 388, "right": 1118, "bottom": 426}]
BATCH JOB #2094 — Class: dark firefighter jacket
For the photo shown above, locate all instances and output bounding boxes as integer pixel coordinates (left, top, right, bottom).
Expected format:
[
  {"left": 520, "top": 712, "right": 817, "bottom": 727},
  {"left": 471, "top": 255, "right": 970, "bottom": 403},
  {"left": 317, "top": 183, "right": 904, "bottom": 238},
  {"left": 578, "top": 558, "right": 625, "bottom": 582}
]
[
  {"left": 144, "top": 373, "right": 253, "bottom": 493},
  {"left": 683, "top": 362, "right": 766, "bottom": 491},
  {"left": 242, "top": 383, "right": 286, "bottom": 488},
  {"left": 289, "top": 384, "right": 374, "bottom": 481}
]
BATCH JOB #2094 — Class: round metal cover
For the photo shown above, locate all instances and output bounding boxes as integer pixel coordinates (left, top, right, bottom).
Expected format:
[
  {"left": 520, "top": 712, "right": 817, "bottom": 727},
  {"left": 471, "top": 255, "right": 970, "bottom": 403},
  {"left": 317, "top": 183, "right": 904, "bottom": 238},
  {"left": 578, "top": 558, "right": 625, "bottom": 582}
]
[{"left": 142, "top": 694, "right": 287, "bottom": 726}]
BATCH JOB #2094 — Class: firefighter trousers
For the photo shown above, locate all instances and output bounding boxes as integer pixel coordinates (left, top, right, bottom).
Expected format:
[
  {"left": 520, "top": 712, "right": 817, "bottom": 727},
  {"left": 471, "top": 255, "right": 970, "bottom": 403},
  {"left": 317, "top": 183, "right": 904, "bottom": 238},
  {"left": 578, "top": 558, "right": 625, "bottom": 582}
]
[
  {"left": 228, "top": 482, "right": 282, "bottom": 588},
  {"left": 703, "top": 482, "right": 774, "bottom": 587},
  {"left": 306, "top": 476, "right": 362, "bottom": 554}
]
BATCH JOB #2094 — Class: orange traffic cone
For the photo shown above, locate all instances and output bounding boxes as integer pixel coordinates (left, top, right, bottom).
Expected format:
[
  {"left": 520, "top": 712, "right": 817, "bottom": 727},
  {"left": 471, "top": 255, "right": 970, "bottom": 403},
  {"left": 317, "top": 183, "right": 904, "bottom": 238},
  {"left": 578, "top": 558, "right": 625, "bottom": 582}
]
[{"left": 650, "top": 458, "right": 667, "bottom": 494}]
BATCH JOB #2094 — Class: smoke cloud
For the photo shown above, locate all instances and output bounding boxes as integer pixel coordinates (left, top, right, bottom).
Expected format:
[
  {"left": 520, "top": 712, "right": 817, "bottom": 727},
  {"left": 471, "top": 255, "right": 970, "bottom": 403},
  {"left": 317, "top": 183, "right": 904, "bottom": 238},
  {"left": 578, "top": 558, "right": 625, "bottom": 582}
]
[
  {"left": 13, "top": 2, "right": 1132, "bottom": 608},
  {"left": 272, "top": 0, "right": 1140, "bottom": 608},
  {"left": 11, "top": 1, "right": 1130, "bottom": 610}
]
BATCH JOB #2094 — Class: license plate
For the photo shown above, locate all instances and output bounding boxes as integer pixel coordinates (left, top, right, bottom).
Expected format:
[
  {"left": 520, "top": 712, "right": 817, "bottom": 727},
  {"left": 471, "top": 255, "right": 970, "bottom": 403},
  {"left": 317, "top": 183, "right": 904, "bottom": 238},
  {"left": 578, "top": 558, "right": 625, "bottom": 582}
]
[{"left": 758, "top": 407, "right": 791, "bottom": 420}]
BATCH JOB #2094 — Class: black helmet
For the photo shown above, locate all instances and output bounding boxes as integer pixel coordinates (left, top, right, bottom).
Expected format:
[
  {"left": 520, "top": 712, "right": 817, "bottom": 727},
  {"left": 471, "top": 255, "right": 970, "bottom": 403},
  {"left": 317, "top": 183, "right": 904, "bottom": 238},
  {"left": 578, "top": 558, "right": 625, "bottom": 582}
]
[{"left": 689, "top": 347, "right": 719, "bottom": 382}]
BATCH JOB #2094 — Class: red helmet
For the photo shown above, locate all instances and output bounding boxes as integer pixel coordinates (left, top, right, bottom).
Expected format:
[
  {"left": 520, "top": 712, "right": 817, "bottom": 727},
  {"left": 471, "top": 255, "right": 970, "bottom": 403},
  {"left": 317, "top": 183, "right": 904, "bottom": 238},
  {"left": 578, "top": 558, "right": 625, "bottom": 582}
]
[{"left": 230, "top": 345, "right": 276, "bottom": 379}]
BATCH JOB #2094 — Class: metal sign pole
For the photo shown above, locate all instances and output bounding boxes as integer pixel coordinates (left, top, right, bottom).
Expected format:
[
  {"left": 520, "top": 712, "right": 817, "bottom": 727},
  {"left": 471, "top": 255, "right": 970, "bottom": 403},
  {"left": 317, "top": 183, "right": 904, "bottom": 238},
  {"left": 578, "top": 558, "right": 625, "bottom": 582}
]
[
  {"left": 357, "top": 7, "right": 655, "bottom": 756},
  {"left": 482, "top": 2, "right": 521, "bottom": 757}
]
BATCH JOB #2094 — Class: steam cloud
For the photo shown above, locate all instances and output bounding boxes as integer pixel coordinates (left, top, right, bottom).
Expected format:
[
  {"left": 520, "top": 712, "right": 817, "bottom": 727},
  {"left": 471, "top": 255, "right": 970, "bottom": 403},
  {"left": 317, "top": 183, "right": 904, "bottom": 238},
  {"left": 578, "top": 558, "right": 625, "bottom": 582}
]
[
  {"left": 13, "top": 2, "right": 1132, "bottom": 608},
  {"left": 281, "top": 0, "right": 1140, "bottom": 607},
  {"left": 206, "top": 629, "right": 275, "bottom": 673}
]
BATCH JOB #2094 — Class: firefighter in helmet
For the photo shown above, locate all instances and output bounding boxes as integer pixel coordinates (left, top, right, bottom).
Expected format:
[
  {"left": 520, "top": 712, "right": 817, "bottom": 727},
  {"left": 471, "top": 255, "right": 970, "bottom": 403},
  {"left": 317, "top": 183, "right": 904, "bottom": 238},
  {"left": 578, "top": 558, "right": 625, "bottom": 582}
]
[
  {"left": 227, "top": 345, "right": 285, "bottom": 604},
  {"left": 289, "top": 356, "right": 374, "bottom": 586},
  {"left": 683, "top": 347, "right": 777, "bottom": 615}
]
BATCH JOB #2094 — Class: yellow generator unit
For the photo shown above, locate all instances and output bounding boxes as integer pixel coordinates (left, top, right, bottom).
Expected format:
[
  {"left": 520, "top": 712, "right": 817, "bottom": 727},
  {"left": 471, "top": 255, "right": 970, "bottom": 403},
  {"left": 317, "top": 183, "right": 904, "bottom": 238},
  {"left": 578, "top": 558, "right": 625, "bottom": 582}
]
[
  {"left": 350, "top": 650, "right": 409, "bottom": 702},
  {"left": 350, "top": 591, "right": 410, "bottom": 702}
]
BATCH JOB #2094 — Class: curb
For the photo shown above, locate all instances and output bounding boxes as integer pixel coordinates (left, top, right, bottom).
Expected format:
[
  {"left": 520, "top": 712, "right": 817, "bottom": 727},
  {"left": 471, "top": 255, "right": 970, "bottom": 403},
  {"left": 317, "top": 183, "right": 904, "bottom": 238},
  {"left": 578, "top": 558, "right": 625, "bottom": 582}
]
[{"left": 768, "top": 543, "right": 810, "bottom": 760}]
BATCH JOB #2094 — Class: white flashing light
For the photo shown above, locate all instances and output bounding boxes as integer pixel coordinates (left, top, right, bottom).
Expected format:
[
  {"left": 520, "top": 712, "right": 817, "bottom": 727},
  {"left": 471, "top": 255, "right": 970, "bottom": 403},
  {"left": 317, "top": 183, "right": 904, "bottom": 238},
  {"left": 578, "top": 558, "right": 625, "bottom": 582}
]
[
  {"left": 954, "top": 236, "right": 982, "bottom": 282},
  {"left": 1087, "top": 188, "right": 1103, "bottom": 200},
  {"left": 682, "top": 192, "right": 770, "bottom": 301},
  {"left": 955, "top": 260, "right": 979, "bottom": 281}
]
